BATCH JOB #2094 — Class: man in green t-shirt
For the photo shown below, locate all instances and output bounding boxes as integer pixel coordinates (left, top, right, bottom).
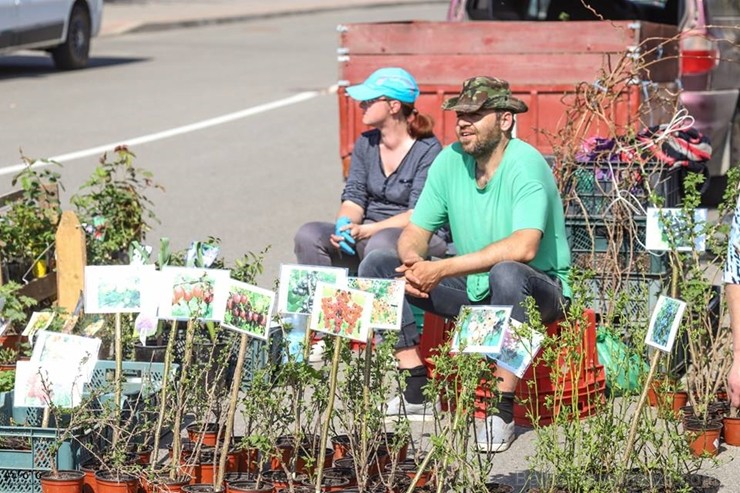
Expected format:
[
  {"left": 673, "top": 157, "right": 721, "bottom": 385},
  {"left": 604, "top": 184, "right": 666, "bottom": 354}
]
[{"left": 359, "top": 76, "right": 571, "bottom": 453}]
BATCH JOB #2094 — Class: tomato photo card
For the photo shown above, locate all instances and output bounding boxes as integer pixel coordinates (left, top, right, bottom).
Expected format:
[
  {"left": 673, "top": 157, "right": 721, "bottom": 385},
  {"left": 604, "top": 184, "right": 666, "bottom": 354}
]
[
  {"left": 277, "top": 264, "right": 348, "bottom": 315},
  {"left": 347, "top": 277, "right": 405, "bottom": 331},
  {"left": 84, "top": 264, "right": 157, "bottom": 314},
  {"left": 451, "top": 305, "right": 512, "bottom": 354},
  {"left": 221, "top": 279, "right": 276, "bottom": 341},
  {"left": 158, "top": 267, "right": 230, "bottom": 321},
  {"left": 645, "top": 295, "right": 687, "bottom": 353},
  {"left": 309, "top": 281, "right": 374, "bottom": 343}
]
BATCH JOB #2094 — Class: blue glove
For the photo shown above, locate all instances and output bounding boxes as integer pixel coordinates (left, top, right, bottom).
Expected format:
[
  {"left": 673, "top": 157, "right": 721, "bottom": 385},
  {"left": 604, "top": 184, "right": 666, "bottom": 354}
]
[{"left": 335, "top": 216, "right": 356, "bottom": 255}]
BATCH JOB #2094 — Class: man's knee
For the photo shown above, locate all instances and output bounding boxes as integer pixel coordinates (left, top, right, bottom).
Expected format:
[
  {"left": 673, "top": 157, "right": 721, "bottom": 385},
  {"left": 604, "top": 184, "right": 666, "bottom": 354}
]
[
  {"left": 489, "top": 261, "right": 529, "bottom": 289},
  {"left": 358, "top": 249, "right": 400, "bottom": 278}
]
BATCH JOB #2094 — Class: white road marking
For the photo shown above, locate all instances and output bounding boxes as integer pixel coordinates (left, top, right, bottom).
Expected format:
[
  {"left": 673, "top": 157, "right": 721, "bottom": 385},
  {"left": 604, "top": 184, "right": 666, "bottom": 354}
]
[{"left": 0, "top": 90, "right": 327, "bottom": 177}]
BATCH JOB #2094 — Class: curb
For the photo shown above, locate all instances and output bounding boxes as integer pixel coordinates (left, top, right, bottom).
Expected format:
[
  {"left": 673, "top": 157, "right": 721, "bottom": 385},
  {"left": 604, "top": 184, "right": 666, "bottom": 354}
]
[{"left": 101, "top": 0, "right": 449, "bottom": 37}]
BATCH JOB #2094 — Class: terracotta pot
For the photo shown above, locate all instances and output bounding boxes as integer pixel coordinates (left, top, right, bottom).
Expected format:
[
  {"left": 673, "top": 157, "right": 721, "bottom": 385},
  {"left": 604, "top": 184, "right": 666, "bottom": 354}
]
[
  {"left": 181, "top": 485, "right": 223, "bottom": 493},
  {"left": 385, "top": 460, "right": 433, "bottom": 487},
  {"left": 94, "top": 471, "right": 139, "bottom": 493},
  {"left": 379, "top": 432, "right": 408, "bottom": 463},
  {"left": 321, "top": 468, "right": 356, "bottom": 488},
  {"left": 231, "top": 440, "right": 258, "bottom": 473},
  {"left": 226, "top": 481, "right": 273, "bottom": 493},
  {"left": 723, "top": 415, "right": 740, "bottom": 446},
  {"left": 140, "top": 475, "right": 191, "bottom": 493},
  {"left": 187, "top": 423, "right": 221, "bottom": 447},
  {"left": 270, "top": 436, "right": 295, "bottom": 470},
  {"left": 260, "top": 470, "right": 289, "bottom": 491},
  {"left": 134, "top": 340, "right": 168, "bottom": 363},
  {"left": 222, "top": 472, "right": 256, "bottom": 492},
  {"left": 686, "top": 422, "right": 723, "bottom": 457},
  {"left": 41, "top": 470, "right": 85, "bottom": 493},
  {"left": 296, "top": 447, "right": 334, "bottom": 474},
  {"left": 81, "top": 460, "right": 100, "bottom": 493}
]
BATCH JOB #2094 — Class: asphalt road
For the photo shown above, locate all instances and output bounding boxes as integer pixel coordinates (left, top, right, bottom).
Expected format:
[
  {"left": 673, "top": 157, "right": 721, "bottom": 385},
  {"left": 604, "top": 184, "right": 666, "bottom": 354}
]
[{"left": 0, "top": 3, "right": 447, "bottom": 286}]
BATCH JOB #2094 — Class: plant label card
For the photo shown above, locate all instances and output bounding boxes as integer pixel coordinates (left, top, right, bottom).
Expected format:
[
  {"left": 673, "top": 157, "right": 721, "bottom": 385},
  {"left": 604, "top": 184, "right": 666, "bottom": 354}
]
[
  {"left": 30, "top": 331, "right": 101, "bottom": 386},
  {"left": 451, "top": 305, "right": 512, "bottom": 354},
  {"left": 309, "top": 281, "right": 374, "bottom": 343},
  {"left": 84, "top": 265, "right": 157, "bottom": 314},
  {"left": 489, "top": 319, "right": 544, "bottom": 378},
  {"left": 277, "top": 264, "right": 348, "bottom": 315},
  {"left": 222, "top": 280, "right": 277, "bottom": 341},
  {"left": 21, "top": 311, "right": 56, "bottom": 342},
  {"left": 14, "top": 360, "right": 85, "bottom": 408},
  {"left": 646, "top": 207, "right": 708, "bottom": 252},
  {"left": 347, "top": 277, "right": 405, "bottom": 330},
  {"left": 645, "top": 295, "right": 687, "bottom": 353},
  {"left": 158, "top": 267, "right": 230, "bottom": 321}
]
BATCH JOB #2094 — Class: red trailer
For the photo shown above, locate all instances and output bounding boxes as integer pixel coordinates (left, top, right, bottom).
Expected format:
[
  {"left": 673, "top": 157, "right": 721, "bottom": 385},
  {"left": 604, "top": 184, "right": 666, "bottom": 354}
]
[{"left": 337, "top": 20, "right": 678, "bottom": 176}]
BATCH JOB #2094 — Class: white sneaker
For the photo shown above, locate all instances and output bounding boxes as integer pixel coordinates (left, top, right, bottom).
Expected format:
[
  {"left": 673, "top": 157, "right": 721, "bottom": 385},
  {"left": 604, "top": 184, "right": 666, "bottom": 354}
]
[
  {"left": 308, "top": 340, "right": 326, "bottom": 363},
  {"left": 383, "top": 395, "right": 440, "bottom": 421},
  {"left": 476, "top": 415, "right": 516, "bottom": 453}
]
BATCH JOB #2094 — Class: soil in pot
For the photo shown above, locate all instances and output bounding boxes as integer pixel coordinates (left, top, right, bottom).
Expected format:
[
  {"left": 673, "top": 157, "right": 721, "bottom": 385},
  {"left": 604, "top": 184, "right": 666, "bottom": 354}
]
[
  {"left": 222, "top": 472, "right": 256, "bottom": 491},
  {"left": 41, "top": 470, "right": 85, "bottom": 493},
  {"left": 181, "top": 485, "right": 224, "bottom": 493},
  {"left": 684, "top": 473, "right": 721, "bottom": 493},
  {"left": 226, "top": 481, "right": 273, "bottom": 493},
  {"left": 322, "top": 467, "right": 357, "bottom": 487},
  {"left": 484, "top": 483, "right": 513, "bottom": 493},
  {"left": 261, "top": 470, "right": 290, "bottom": 491},
  {"left": 94, "top": 471, "right": 139, "bottom": 493},
  {"left": 299, "top": 475, "right": 351, "bottom": 492},
  {"left": 385, "top": 460, "right": 433, "bottom": 487}
]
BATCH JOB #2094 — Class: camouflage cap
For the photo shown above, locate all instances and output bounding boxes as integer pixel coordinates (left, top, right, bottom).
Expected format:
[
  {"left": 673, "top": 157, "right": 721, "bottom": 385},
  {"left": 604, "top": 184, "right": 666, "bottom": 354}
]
[{"left": 442, "top": 76, "right": 528, "bottom": 114}]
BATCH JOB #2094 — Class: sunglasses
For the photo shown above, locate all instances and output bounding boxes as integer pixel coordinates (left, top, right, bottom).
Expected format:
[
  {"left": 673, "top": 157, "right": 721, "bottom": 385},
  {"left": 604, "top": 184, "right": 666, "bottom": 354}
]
[{"left": 359, "top": 97, "right": 390, "bottom": 109}]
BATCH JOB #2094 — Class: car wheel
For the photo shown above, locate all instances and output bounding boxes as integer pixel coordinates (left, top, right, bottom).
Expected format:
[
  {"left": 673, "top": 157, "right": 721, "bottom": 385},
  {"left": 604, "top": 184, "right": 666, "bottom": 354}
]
[{"left": 51, "top": 5, "right": 91, "bottom": 70}]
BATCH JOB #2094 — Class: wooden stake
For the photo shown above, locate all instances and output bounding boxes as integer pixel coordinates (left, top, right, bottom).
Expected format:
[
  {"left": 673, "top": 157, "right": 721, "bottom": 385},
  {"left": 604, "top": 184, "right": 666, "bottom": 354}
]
[
  {"left": 315, "top": 337, "right": 342, "bottom": 493},
  {"left": 55, "top": 211, "right": 86, "bottom": 314},
  {"left": 215, "top": 333, "right": 249, "bottom": 488},
  {"left": 112, "top": 312, "right": 122, "bottom": 448}
]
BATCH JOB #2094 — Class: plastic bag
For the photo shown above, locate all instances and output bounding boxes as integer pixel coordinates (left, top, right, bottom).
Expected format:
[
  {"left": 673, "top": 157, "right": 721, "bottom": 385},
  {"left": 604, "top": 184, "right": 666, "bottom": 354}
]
[{"left": 596, "top": 326, "right": 648, "bottom": 396}]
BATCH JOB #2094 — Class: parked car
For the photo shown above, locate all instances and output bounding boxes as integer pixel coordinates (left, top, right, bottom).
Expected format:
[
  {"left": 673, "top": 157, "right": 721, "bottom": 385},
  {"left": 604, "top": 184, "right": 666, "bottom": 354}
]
[
  {"left": 0, "top": 0, "right": 103, "bottom": 70},
  {"left": 451, "top": 0, "right": 740, "bottom": 204}
]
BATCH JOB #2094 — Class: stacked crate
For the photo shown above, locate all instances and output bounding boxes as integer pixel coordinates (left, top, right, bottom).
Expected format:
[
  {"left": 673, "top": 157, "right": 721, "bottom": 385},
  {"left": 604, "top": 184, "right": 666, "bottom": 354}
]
[
  {"left": 561, "top": 161, "right": 682, "bottom": 327},
  {"left": 420, "top": 311, "right": 606, "bottom": 426}
]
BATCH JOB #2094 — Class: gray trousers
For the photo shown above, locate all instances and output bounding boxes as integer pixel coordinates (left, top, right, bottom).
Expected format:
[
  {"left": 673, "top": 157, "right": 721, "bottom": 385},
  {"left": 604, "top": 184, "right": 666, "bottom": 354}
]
[
  {"left": 294, "top": 221, "right": 447, "bottom": 273},
  {"left": 358, "top": 249, "right": 568, "bottom": 348}
]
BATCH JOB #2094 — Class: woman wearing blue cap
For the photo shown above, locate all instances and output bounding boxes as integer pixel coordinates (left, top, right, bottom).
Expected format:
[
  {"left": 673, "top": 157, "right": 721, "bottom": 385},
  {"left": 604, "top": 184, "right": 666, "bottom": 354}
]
[{"left": 294, "top": 67, "right": 447, "bottom": 271}]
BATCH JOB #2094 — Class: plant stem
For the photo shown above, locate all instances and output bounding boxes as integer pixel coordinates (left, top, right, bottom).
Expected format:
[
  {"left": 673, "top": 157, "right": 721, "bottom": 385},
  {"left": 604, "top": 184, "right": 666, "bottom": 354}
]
[
  {"left": 171, "top": 318, "right": 196, "bottom": 480},
  {"left": 215, "top": 333, "right": 249, "bottom": 488},
  {"left": 315, "top": 337, "right": 342, "bottom": 493},
  {"left": 151, "top": 320, "right": 178, "bottom": 475},
  {"left": 113, "top": 312, "right": 122, "bottom": 449}
]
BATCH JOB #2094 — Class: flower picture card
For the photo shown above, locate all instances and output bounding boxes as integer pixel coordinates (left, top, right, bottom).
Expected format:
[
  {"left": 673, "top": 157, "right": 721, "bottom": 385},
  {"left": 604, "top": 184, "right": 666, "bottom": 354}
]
[
  {"left": 645, "top": 295, "right": 687, "bottom": 353},
  {"left": 489, "top": 319, "right": 544, "bottom": 378},
  {"left": 221, "top": 279, "right": 276, "bottom": 341},
  {"left": 158, "top": 267, "right": 230, "bottom": 321},
  {"left": 21, "top": 311, "right": 56, "bottom": 342},
  {"left": 14, "top": 359, "right": 85, "bottom": 408},
  {"left": 646, "top": 207, "right": 707, "bottom": 252},
  {"left": 309, "top": 281, "right": 374, "bottom": 343},
  {"left": 451, "top": 305, "right": 512, "bottom": 354},
  {"left": 347, "top": 277, "right": 405, "bottom": 330},
  {"left": 84, "top": 264, "right": 157, "bottom": 314},
  {"left": 277, "top": 264, "right": 348, "bottom": 315}
]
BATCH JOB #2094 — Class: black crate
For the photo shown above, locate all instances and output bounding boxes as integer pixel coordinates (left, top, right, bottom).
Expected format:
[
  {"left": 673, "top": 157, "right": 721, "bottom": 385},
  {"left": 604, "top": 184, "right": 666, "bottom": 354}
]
[
  {"left": 587, "top": 274, "right": 666, "bottom": 328},
  {"left": 562, "top": 162, "right": 682, "bottom": 217},
  {"left": 566, "top": 217, "right": 668, "bottom": 275}
]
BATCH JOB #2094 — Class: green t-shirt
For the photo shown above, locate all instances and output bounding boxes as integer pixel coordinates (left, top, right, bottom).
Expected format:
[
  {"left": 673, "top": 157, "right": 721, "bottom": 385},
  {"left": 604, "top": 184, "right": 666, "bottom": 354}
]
[{"left": 412, "top": 139, "right": 572, "bottom": 301}]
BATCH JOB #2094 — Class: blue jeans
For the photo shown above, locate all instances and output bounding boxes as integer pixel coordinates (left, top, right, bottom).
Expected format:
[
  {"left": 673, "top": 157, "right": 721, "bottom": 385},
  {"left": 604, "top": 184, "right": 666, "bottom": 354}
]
[{"left": 358, "top": 249, "right": 568, "bottom": 349}]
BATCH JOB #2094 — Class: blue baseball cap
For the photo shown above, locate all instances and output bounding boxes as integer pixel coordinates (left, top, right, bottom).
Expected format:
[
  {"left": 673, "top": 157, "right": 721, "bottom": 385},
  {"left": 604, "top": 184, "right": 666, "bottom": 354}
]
[{"left": 346, "top": 67, "right": 420, "bottom": 104}]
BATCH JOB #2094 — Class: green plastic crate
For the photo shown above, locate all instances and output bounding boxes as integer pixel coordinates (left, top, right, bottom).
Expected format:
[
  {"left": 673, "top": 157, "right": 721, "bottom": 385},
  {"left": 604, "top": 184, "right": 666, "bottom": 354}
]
[
  {"left": 0, "top": 426, "right": 89, "bottom": 493},
  {"left": 563, "top": 162, "right": 682, "bottom": 218}
]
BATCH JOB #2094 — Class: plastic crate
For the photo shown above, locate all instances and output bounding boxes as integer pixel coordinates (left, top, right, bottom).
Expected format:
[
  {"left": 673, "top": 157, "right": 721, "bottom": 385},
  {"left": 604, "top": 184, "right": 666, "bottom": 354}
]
[
  {"left": 565, "top": 217, "right": 668, "bottom": 275},
  {"left": 562, "top": 162, "right": 682, "bottom": 217},
  {"left": 588, "top": 274, "right": 665, "bottom": 328},
  {"left": 0, "top": 426, "right": 90, "bottom": 493}
]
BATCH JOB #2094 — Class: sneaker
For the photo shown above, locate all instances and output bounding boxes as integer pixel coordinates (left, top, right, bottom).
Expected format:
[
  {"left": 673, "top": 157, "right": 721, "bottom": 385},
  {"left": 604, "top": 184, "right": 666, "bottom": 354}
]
[
  {"left": 383, "top": 395, "right": 440, "bottom": 421},
  {"left": 476, "top": 415, "right": 516, "bottom": 453},
  {"left": 308, "top": 339, "right": 326, "bottom": 363}
]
